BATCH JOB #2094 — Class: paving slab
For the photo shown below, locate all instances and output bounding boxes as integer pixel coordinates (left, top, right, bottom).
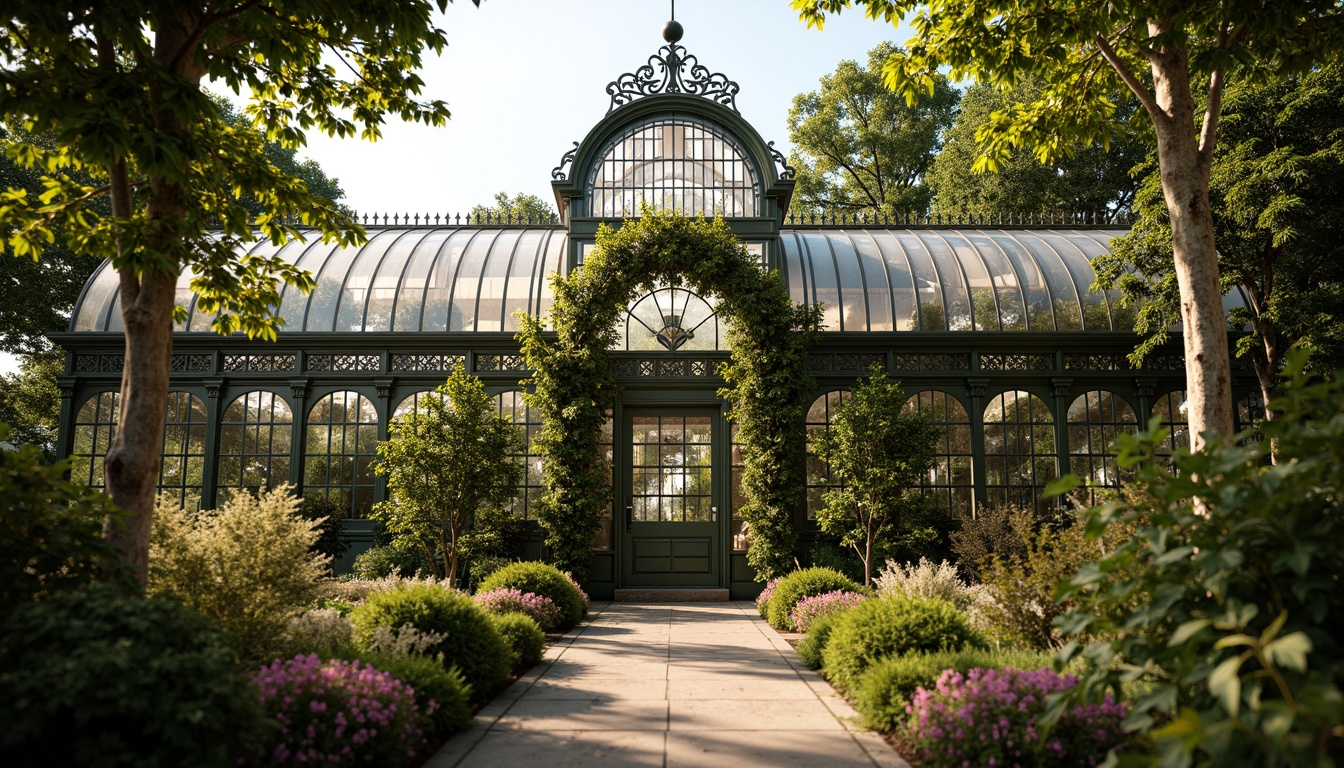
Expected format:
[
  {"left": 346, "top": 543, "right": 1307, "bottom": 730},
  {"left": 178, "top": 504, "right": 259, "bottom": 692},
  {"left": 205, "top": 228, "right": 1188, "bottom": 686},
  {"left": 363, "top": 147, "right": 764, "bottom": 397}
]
[{"left": 429, "top": 601, "right": 910, "bottom": 768}]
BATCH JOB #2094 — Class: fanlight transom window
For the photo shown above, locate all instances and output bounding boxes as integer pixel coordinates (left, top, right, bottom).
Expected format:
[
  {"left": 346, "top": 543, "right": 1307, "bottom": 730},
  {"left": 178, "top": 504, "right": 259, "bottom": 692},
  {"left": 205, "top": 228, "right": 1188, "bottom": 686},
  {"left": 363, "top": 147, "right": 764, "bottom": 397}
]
[
  {"left": 620, "top": 286, "right": 724, "bottom": 352},
  {"left": 587, "top": 116, "right": 760, "bottom": 218}
]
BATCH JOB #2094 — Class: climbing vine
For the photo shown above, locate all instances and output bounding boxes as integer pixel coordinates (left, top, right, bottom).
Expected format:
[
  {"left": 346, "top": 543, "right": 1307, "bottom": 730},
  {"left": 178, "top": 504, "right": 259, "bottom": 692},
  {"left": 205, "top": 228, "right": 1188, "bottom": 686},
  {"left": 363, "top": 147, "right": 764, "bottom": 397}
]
[{"left": 517, "top": 209, "right": 821, "bottom": 581}]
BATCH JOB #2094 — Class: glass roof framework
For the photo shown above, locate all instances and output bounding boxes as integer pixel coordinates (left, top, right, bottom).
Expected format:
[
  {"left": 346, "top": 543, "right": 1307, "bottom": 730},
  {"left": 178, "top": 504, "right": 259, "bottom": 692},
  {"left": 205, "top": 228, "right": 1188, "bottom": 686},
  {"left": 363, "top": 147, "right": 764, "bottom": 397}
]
[{"left": 70, "top": 226, "right": 1247, "bottom": 335}]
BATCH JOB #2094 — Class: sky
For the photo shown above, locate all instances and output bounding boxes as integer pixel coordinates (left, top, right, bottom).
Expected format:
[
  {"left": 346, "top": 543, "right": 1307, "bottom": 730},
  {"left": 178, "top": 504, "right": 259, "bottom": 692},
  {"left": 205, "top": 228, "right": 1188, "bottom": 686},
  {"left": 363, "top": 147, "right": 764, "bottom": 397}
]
[{"left": 1, "top": 0, "right": 904, "bottom": 376}]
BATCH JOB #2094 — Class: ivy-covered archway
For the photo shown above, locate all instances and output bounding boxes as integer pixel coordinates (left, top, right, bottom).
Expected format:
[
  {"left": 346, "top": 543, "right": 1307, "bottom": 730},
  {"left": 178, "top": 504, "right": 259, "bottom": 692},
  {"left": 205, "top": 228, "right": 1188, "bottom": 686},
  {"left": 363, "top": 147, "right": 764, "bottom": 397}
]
[{"left": 517, "top": 210, "right": 821, "bottom": 581}]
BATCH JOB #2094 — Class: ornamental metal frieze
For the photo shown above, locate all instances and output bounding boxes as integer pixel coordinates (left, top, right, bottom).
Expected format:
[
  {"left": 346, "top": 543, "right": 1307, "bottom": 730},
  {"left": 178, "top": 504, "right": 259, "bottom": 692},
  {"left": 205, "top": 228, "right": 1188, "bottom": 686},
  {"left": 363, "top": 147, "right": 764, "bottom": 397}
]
[
  {"left": 74, "top": 353, "right": 125, "bottom": 373},
  {"left": 979, "top": 353, "right": 1054, "bottom": 372},
  {"left": 1064, "top": 353, "right": 1129, "bottom": 371},
  {"left": 606, "top": 43, "right": 740, "bottom": 114},
  {"left": 808, "top": 353, "right": 885, "bottom": 372},
  {"left": 891, "top": 353, "right": 971, "bottom": 371},
  {"left": 390, "top": 354, "right": 464, "bottom": 373},
  {"left": 170, "top": 354, "right": 212, "bottom": 373},
  {"left": 306, "top": 354, "right": 380, "bottom": 373},
  {"left": 475, "top": 354, "right": 528, "bottom": 372},
  {"left": 612, "top": 358, "right": 723, "bottom": 378},
  {"left": 222, "top": 354, "right": 296, "bottom": 373}
]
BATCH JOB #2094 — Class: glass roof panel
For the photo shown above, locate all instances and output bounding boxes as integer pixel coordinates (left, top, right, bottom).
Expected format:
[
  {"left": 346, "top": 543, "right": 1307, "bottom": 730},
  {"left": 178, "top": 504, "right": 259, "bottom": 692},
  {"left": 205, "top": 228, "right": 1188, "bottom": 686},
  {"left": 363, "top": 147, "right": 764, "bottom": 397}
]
[
  {"left": 502, "top": 231, "right": 545, "bottom": 332},
  {"left": 473, "top": 230, "right": 521, "bottom": 332},
  {"left": 849, "top": 231, "right": 894, "bottom": 332},
  {"left": 422, "top": 230, "right": 481, "bottom": 332},
  {"left": 533, "top": 231, "right": 567, "bottom": 325},
  {"left": 333, "top": 230, "right": 403, "bottom": 332},
  {"left": 917, "top": 232, "right": 972, "bottom": 331},
  {"left": 390, "top": 230, "right": 449, "bottom": 332},
  {"left": 890, "top": 231, "right": 946, "bottom": 330},
  {"left": 449, "top": 230, "right": 503, "bottom": 332},
  {"left": 802, "top": 233, "right": 843, "bottom": 332},
  {"left": 781, "top": 232, "right": 808, "bottom": 307},
  {"left": 361, "top": 231, "right": 425, "bottom": 332},
  {"left": 829, "top": 233, "right": 869, "bottom": 332},
  {"left": 73, "top": 261, "right": 118, "bottom": 332},
  {"left": 274, "top": 239, "right": 334, "bottom": 331},
  {"left": 1033, "top": 231, "right": 1113, "bottom": 330},
  {"left": 303, "top": 235, "right": 367, "bottom": 332},
  {"left": 865, "top": 231, "right": 916, "bottom": 331}
]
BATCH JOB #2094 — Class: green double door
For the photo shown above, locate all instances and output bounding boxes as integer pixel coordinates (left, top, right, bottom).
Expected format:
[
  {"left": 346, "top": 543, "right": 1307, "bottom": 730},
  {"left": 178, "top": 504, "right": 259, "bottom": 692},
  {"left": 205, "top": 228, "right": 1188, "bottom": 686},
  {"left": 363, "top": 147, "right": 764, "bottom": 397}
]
[{"left": 619, "top": 408, "right": 723, "bottom": 587}]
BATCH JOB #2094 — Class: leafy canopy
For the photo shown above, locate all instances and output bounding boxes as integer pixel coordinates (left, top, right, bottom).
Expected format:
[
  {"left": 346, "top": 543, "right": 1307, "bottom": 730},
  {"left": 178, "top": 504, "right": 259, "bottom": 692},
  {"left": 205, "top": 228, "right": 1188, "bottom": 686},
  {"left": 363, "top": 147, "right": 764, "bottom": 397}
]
[
  {"left": 0, "top": 350, "right": 62, "bottom": 459},
  {"left": 788, "top": 42, "right": 958, "bottom": 217},
  {"left": 469, "top": 191, "right": 557, "bottom": 224}
]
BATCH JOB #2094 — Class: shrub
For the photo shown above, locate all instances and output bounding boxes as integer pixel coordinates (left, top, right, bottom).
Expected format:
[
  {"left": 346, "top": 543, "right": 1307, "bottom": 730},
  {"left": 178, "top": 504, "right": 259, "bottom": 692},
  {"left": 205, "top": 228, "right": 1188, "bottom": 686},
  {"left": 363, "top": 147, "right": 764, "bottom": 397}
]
[
  {"left": 852, "top": 648, "right": 1055, "bottom": 733},
  {"left": 755, "top": 577, "right": 782, "bottom": 618},
  {"left": 281, "top": 608, "right": 355, "bottom": 657},
  {"left": 765, "top": 567, "right": 860, "bottom": 631},
  {"left": 475, "top": 561, "right": 587, "bottom": 630},
  {"left": 297, "top": 494, "right": 351, "bottom": 567},
  {"left": 821, "top": 595, "right": 981, "bottom": 692},
  {"left": 148, "top": 487, "right": 329, "bottom": 663},
  {"left": 491, "top": 612, "right": 546, "bottom": 671},
  {"left": 873, "top": 557, "right": 972, "bottom": 610},
  {"left": 797, "top": 610, "right": 844, "bottom": 669},
  {"left": 473, "top": 588, "right": 563, "bottom": 632},
  {"left": 458, "top": 505, "right": 528, "bottom": 588},
  {"left": 904, "top": 668, "right": 1126, "bottom": 768},
  {"left": 350, "top": 583, "right": 509, "bottom": 700},
  {"left": 948, "top": 503, "right": 1031, "bottom": 581},
  {"left": 0, "top": 431, "right": 134, "bottom": 611},
  {"left": 252, "top": 654, "right": 428, "bottom": 767},
  {"left": 351, "top": 541, "right": 433, "bottom": 579},
  {"left": 791, "top": 590, "right": 867, "bottom": 633},
  {"left": 0, "top": 585, "right": 267, "bottom": 768},
  {"left": 345, "top": 652, "right": 472, "bottom": 737}
]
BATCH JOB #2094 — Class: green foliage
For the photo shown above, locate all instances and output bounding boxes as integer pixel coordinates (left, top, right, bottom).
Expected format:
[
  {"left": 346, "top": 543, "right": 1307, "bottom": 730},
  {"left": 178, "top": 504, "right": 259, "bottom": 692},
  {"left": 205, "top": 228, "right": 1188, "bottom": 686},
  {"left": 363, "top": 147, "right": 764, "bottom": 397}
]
[
  {"left": 148, "top": 487, "right": 330, "bottom": 664},
  {"left": 490, "top": 612, "right": 546, "bottom": 672},
  {"left": 374, "top": 365, "right": 523, "bottom": 586},
  {"left": 345, "top": 651, "right": 473, "bottom": 737},
  {"left": 0, "top": 350, "right": 62, "bottom": 458},
  {"left": 948, "top": 504, "right": 1031, "bottom": 581},
  {"left": 766, "top": 566, "right": 861, "bottom": 631},
  {"left": 0, "top": 426, "right": 134, "bottom": 609},
  {"left": 352, "top": 536, "right": 435, "bottom": 580},
  {"left": 854, "top": 647, "right": 1056, "bottom": 733},
  {"left": 812, "top": 367, "right": 940, "bottom": 585},
  {"left": 927, "top": 79, "right": 1143, "bottom": 218},
  {"left": 469, "top": 191, "right": 557, "bottom": 224},
  {"left": 350, "top": 583, "right": 510, "bottom": 702},
  {"left": 296, "top": 494, "right": 350, "bottom": 568},
  {"left": 459, "top": 504, "right": 529, "bottom": 590},
  {"left": 821, "top": 594, "right": 982, "bottom": 692},
  {"left": 1097, "top": 63, "right": 1344, "bottom": 397},
  {"left": 0, "top": 584, "right": 268, "bottom": 768},
  {"left": 788, "top": 42, "right": 958, "bottom": 218},
  {"left": 476, "top": 561, "right": 587, "bottom": 630},
  {"left": 797, "top": 609, "right": 846, "bottom": 669},
  {"left": 518, "top": 209, "right": 821, "bottom": 580},
  {"left": 1055, "top": 350, "right": 1344, "bottom": 767}
]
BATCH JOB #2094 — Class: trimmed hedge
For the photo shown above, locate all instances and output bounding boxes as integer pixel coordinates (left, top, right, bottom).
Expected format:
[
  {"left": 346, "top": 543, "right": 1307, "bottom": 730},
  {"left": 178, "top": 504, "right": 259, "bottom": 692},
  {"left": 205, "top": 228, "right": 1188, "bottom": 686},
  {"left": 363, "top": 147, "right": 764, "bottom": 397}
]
[
  {"left": 765, "top": 567, "right": 860, "bottom": 630},
  {"left": 821, "top": 595, "right": 982, "bottom": 692},
  {"left": 490, "top": 612, "right": 546, "bottom": 671},
  {"left": 350, "top": 584, "right": 509, "bottom": 701},
  {"left": 797, "top": 610, "right": 845, "bottom": 669},
  {"left": 346, "top": 651, "right": 473, "bottom": 737},
  {"left": 852, "top": 648, "right": 1054, "bottom": 733},
  {"left": 475, "top": 562, "right": 586, "bottom": 630}
]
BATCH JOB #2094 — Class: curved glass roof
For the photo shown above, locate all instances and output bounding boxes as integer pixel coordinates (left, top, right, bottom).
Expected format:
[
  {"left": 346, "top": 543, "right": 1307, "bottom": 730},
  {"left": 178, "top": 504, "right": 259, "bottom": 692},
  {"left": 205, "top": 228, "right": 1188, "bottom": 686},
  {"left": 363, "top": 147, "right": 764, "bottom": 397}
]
[{"left": 71, "top": 226, "right": 1246, "bottom": 335}]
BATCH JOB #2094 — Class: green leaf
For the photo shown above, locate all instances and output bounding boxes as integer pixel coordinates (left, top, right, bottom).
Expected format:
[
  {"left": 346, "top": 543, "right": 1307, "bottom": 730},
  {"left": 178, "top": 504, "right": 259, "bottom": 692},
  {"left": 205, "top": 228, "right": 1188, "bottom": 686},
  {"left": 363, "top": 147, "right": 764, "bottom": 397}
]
[
  {"left": 1264, "top": 632, "right": 1312, "bottom": 673},
  {"left": 1043, "top": 474, "right": 1082, "bottom": 498},
  {"left": 1208, "top": 656, "right": 1244, "bottom": 717},
  {"left": 1169, "top": 619, "right": 1213, "bottom": 646}
]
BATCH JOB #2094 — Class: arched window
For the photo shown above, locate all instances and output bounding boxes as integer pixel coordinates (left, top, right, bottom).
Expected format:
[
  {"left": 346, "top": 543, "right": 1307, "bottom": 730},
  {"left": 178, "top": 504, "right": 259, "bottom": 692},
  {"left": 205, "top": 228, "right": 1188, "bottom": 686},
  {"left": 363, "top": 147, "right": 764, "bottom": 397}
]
[
  {"left": 392, "top": 390, "right": 439, "bottom": 421},
  {"left": 1067, "top": 390, "right": 1137, "bottom": 502},
  {"left": 620, "top": 286, "right": 724, "bottom": 351},
  {"left": 303, "top": 391, "right": 378, "bottom": 518},
  {"left": 983, "top": 391, "right": 1057, "bottom": 512},
  {"left": 586, "top": 116, "right": 760, "bottom": 218},
  {"left": 71, "top": 391, "right": 120, "bottom": 488},
  {"left": 159, "top": 392, "right": 208, "bottom": 507},
  {"left": 218, "top": 391, "right": 293, "bottom": 498},
  {"left": 902, "top": 391, "right": 973, "bottom": 517},
  {"left": 1150, "top": 390, "right": 1190, "bottom": 460},
  {"left": 805, "top": 391, "right": 851, "bottom": 519},
  {"left": 494, "top": 391, "right": 543, "bottom": 519}
]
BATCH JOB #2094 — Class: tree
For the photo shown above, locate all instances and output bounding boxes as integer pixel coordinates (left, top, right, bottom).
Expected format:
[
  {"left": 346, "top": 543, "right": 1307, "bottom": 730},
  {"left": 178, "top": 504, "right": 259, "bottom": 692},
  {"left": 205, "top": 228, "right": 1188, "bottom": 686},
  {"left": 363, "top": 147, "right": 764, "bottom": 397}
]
[
  {"left": 469, "top": 191, "right": 556, "bottom": 224},
  {"left": 373, "top": 365, "right": 522, "bottom": 587},
  {"left": 927, "top": 80, "right": 1145, "bottom": 218},
  {"left": 812, "top": 368, "right": 939, "bottom": 586},
  {"left": 793, "top": 0, "right": 1344, "bottom": 448},
  {"left": 1096, "top": 63, "right": 1344, "bottom": 415},
  {"left": 787, "top": 42, "right": 958, "bottom": 218},
  {"left": 0, "top": 350, "right": 62, "bottom": 460},
  {"left": 1, "top": 0, "right": 479, "bottom": 587}
]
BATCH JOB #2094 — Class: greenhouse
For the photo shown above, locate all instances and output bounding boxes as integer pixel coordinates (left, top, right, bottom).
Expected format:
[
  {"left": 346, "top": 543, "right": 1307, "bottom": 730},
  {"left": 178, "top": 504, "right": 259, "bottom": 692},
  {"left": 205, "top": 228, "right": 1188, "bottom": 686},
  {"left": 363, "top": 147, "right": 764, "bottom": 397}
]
[{"left": 51, "top": 30, "right": 1261, "bottom": 599}]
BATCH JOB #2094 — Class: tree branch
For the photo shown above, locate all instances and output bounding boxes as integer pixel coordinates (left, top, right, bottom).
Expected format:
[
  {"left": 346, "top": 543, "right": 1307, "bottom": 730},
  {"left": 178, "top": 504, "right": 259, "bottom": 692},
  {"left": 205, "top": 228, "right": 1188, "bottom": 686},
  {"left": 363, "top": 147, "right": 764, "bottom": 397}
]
[
  {"left": 1198, "top": 20, "right": 1232, "bottom": 166},
  {"left": 1094, "top": 32, "right": 1161, "bottom": 120},
  {"left": 169, "top": 1, "right": 261, "bottom": 75}
]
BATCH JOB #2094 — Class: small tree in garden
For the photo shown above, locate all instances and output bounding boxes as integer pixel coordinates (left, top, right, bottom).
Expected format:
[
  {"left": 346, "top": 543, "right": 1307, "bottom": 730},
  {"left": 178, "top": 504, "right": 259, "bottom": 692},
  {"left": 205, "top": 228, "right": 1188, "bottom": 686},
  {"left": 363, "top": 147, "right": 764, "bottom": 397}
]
[
  {"left": 373, "top": 366, "right": 522, "bottom": 586},
  {"left": 813, "top": 368, "right": 939, "bottom": 586}
]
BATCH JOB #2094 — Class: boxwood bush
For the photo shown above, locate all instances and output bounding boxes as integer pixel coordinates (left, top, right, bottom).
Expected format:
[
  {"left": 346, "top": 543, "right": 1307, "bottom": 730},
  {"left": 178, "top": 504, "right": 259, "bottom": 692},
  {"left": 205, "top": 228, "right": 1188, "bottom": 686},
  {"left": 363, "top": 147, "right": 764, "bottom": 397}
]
[
  {"left": 475, "top": 562, "right": 587, "bottom": 630},
  {"left": 765, "top": 567, "right": 860, "bottom": 630},
  {"left": 821, "top": 594, "right": 982, "bottom": 692},
  {"left": 797, "top": 610, "right": 845, "bottom": 669},
  {"left": 852, "top": 648, "right": 1054, "bottom": 733},
  {"left": 347, "top": 651, "right": 473, "bottom": 737},
  {"left": 490, "top": 612, "right": 546, "bottom": 672},
  {"left": 350, "top": 583, "right": 509, "bottom": 701},
  {"left": 0, "top": 585, "right": 267, "bottom": 768}
]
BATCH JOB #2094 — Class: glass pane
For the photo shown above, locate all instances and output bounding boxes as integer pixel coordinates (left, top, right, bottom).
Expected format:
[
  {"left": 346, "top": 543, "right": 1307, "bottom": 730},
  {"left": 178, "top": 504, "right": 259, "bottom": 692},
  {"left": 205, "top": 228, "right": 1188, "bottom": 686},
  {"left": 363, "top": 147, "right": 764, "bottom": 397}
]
[{"left": 364, "top": 230, "right": 427, "bottom": 332}]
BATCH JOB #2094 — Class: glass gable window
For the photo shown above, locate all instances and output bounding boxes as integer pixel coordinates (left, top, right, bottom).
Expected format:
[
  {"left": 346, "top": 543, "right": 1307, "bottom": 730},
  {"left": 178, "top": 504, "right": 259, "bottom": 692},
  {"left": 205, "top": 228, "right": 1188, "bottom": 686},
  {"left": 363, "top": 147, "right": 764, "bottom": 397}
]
[
  {"left": 620, "top": 286, "right": 724, "bottom": 351},
  {"left": 587, "top": 116, "right": 760, "bottom": 218}
]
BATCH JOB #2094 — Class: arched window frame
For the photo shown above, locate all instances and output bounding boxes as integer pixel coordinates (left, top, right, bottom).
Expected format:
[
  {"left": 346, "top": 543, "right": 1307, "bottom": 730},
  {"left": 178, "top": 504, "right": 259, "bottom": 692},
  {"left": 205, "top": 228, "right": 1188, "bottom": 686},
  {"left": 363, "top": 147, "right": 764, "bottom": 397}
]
[
  {"left": 805, "top": 390, "right": 851, "bottom": 520},
  {"left": 494, "top": 390, "right": 544, "bottom": 520},
  {"left": 302, "top": 391, "right": 379, "bottom": 518},
  {"left": 902, "top": 390, "right": 974, "bottom": 517},
  {"left": 1066, "top": 390, "right": 1138, "bottom": 503},
  {"left": 983, "top": 390, "right": 1058, "bottom": 513},
  {"left": 217, "top": 390, "right": 294, "bottom": 501}
]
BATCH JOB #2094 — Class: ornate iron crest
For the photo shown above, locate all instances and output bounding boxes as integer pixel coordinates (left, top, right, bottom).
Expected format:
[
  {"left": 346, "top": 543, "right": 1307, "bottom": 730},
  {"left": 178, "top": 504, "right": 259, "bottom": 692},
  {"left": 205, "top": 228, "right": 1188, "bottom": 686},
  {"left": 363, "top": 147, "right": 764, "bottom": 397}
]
[
  {"left": 551, "top": 141, "right": 579, "bottom": 181},
  {"left": 606, "top": 43, "right": 740, "bottom": 114},
  {"left": 767, "top": 141, "right": 796, "bottom": 180}
]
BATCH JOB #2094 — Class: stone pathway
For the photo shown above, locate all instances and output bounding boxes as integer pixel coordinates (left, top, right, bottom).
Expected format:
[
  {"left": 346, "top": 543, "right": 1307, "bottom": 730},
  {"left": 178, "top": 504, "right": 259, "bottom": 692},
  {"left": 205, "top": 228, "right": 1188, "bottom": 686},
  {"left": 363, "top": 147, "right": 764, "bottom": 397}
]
[{"left": 427, "top": 602, "right": 909, "bottom": 768}]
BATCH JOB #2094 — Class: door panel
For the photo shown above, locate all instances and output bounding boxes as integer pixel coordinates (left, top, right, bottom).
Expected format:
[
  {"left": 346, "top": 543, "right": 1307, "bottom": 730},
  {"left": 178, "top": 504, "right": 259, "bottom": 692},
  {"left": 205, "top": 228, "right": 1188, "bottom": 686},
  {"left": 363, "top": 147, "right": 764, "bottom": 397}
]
[{"left": 621, "top": 409, "right": 721, "bottom": 587}]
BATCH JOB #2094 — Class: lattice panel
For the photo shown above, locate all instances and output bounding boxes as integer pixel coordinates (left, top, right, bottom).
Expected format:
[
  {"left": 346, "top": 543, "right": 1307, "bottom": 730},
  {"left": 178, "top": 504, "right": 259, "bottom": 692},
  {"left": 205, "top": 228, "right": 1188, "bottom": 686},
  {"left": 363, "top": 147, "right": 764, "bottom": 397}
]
[
  {"left": 306, "top": 354, "right": 380, "bottom": 373},
  {"left": 613, "top": 358, "right": 725, "bottom": 379},
  {"left": 890, "top": 353, "right": 971, "bottom": 371},
  {"left": 390, "top": 354, "right": 464, "bottom": 373},
  {"left": 979, "top": 353, "right": 1054, "bottom": 372},
  {"left": 222, "top": 354, "right": 296, "bottom": 373},
  {"left": 1064, "top": 353, "right": 1129, "bottom": 371},
  {"left": 74, "top": 354, "right": 127, "bottom": 373},
  {"left": 475, "top": 354, "right": 528, "bottom": 372},
  {"left": 808, "top": 353, "right": 885, "bottom": 372},
  {"left": 170, "top": 354, "right": 212, "bottom": 373}
]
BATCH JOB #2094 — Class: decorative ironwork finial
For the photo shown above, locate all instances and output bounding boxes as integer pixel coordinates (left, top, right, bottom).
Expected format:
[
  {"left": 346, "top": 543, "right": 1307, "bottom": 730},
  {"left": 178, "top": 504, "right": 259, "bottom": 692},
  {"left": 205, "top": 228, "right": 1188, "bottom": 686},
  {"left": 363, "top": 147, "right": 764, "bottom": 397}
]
[
  {"left": 663, "top": 1, "right": 683, "bottom": 43},
  {"left": 605, "top": 23, "right": 740, "bottom": 114}
]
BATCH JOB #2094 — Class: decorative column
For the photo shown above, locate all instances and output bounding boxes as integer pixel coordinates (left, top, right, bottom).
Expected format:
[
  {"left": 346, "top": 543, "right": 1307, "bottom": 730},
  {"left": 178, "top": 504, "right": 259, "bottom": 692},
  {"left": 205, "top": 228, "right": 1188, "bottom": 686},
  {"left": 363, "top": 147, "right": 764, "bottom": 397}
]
[
  {"left": 1051, "top": 377, "right": 1073, "bottom": 480},
  {"left": 201, "top": 377, "right": 224, "bottom": 508},
  {"left": 287, "top": 378, "right": 310, "bottom": 491},
  {"left": 965, "top": 377, "right": 988, "bottom": 516}
]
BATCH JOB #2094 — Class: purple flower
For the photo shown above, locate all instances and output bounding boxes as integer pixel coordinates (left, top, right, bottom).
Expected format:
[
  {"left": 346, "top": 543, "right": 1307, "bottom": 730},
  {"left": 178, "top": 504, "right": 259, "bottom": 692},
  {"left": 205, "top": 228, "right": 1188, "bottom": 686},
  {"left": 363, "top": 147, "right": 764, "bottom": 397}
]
[
  {"left": 473, "top": 588, "right": 563, "bottom": 631},
  {"left": 790, "top": 590, "right": 867, "bottom": 632}
]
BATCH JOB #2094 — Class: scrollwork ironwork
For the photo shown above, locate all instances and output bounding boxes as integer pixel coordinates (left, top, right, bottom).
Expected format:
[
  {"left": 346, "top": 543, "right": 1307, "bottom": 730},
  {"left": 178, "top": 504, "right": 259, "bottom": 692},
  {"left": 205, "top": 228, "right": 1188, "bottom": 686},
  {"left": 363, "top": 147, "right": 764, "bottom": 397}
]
[
  {"left": 767, "top": 141, "right": 795, "bottom": 180},
  {"left": 551, "top": 141, "right": 579, "bottom": 181},
  {"left": 606, "top": 43, "right": 740, "bottom": 113}
]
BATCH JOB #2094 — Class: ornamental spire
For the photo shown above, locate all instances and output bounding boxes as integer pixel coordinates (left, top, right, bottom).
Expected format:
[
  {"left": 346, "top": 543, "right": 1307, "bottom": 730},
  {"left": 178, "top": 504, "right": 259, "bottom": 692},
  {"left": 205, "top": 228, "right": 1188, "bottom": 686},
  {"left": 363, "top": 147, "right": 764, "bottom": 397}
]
[{"left": 604, "top": 14, "right": 740, "bottom": 114}]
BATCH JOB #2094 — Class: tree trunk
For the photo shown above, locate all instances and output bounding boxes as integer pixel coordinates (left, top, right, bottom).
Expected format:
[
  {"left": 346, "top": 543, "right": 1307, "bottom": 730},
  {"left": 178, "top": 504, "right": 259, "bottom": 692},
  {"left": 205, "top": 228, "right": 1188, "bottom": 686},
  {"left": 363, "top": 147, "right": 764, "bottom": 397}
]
[{"left": 1146, "top": 28, "right": 1235, "bottom": 448}]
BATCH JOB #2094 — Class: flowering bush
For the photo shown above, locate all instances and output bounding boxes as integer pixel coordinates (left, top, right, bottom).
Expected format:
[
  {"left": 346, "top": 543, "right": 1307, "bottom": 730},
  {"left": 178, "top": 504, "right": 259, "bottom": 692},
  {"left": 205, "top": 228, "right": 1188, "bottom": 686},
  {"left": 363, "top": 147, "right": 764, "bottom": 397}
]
[
  {"left": 281, "top": 608, "right": 355, "bottom": 656},
  {"left": 765, "top": 567, "right": 861, "bottom": 630},
  {"left": 790, "top": 590, "right": 866, "bottom": 633},
  {"left": 475, "top": 562, "right": 586, "bottom": 630},
  {"left": 821, "top": 595, "right": 982, "bottom": 692},
  {"left": 252, "top": 654, "right": 430, "bottom": 767},
  {"left": 473, "top": 588, "right": 563, "bottom": 632},
  {"left": 756, "top": 578, "right": 781, "bottom": 618},
  {"left": 874, "top": 558, "right": 972, "bottom": 610},
  {"left": 364, "top": 624, "right": 448, "bottom": 657},
  {"left": 904, "top": 668, "right": 1126, "bottom": 768},
  {"left": 565, "top": 572, "right": 590, "bottom": 606}
]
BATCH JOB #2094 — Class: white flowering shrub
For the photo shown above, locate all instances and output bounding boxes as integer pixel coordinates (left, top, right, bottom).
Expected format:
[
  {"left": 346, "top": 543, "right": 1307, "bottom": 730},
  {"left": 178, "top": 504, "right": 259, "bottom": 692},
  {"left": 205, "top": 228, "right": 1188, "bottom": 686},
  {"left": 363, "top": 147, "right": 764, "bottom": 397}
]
[{"left": 873, "top": 557, "right": 973, "bottom": 610}]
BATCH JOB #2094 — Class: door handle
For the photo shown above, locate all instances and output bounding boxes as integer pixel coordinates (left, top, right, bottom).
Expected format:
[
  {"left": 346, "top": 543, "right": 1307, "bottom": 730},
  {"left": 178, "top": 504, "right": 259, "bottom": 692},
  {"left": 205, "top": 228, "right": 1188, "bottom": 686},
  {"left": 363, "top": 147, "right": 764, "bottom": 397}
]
[
  {"left": 711, "top": 505, "right": 718, "bottom": 522},
  {"left": 625, "top": 498, "right": 633, "bottom": 534}
]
